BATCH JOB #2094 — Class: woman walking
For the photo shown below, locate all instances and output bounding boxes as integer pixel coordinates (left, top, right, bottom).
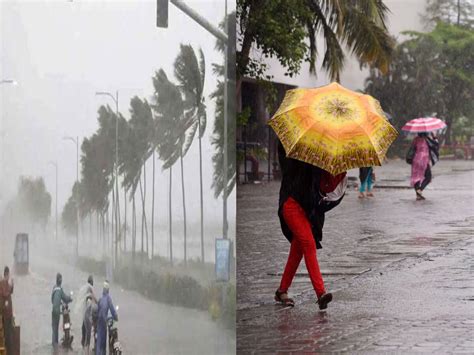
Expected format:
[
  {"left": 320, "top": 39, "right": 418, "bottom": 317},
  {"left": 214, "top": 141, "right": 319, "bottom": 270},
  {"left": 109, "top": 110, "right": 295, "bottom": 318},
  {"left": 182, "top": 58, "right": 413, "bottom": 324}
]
[
  {"left": 358, "top": 167, "right": 375, "bottom": 198},
  {"left": 268, "top": 83, "right": 397, "bottom": 310},
  {"left": 410, "top": 133, "right": 439, "bottom": 200},
  {"left": 274, "top": 142, "right": 347, "bottom": 310}
]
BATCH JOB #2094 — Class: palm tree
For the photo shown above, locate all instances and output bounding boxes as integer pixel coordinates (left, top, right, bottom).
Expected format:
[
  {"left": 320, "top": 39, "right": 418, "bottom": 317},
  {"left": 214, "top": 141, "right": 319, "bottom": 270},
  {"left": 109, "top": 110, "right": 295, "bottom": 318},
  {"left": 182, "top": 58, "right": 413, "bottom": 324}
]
[
  {"left": 119, "top": 97, "right": 154, "bottom": 260},
  {"left": 174, "top": 44, "right": 207, "bottom": 262},
  {"left": 237, "top": 0, "right": 394, "bottom": 92},
  {"left": 152, "top": 69, "right": 186, "bottom": 265}
]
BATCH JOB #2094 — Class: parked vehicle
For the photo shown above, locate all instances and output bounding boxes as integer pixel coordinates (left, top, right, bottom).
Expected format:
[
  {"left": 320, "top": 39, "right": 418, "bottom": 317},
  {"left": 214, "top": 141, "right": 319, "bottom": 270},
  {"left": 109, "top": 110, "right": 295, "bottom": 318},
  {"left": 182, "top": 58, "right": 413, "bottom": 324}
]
[{"left": 13, "top": 233, "right": 29, "bottom": 275}]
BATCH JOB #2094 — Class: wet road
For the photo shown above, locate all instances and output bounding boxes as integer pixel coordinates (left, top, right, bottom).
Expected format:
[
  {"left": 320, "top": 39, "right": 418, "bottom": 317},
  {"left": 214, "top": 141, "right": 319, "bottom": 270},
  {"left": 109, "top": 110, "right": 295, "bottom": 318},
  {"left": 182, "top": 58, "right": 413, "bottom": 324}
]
[
  {"left": 237, "top": 159, "right": 474, "bottom": 353},
  {"left": 1, "top": 238, "right": 235, "bottom": 354}
]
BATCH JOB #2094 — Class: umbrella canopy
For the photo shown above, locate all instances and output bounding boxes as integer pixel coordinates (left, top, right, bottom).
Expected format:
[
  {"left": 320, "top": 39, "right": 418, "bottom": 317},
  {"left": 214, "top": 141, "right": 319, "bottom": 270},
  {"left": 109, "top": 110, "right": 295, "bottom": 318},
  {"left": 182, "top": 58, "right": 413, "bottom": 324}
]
[
  {"left": 401, "top": 117, "right": 446, "bottom": 133},
  {"left": 268, "top": 82, "right": 398, "bottom": 175}
]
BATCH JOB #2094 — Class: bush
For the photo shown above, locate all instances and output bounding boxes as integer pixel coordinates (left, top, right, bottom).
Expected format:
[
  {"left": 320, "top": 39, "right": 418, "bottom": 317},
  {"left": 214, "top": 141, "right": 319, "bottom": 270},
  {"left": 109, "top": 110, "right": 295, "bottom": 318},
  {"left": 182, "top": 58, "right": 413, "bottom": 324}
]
[{"left": 76, "top": 256, "right": 235, "bottom": 328}]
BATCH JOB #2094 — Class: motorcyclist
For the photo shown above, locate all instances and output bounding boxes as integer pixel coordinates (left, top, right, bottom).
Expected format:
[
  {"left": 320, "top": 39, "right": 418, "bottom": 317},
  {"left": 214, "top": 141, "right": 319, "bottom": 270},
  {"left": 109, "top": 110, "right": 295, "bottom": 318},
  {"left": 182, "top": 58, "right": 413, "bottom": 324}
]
[
  {"left": 81, "top": 275, "right": 97, "bottom": 352},
  {"left": 51, "top": 273, "right": 72, "bottom": 348},
  {"left": 96, "top": 280, "right": 117, "bottom": 355}
]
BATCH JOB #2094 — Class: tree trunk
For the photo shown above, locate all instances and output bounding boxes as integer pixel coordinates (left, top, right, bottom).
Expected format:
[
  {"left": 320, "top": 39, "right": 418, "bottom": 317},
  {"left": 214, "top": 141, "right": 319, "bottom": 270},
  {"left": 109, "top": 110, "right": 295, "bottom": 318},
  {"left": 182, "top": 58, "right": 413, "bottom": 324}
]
[
  {"left": 236, "top": 4, "right": 256, "bottom": 99},
  {"left": 111, "top": 187, "right": 115, "bottom": 260},
  {"left": 139, "top": 170, "right": 149, "bottom": 259},
  {"left": 144, "top": 160, "right": 148, "bottom": 257},
  {"left": 124, "top": 186, "right": 127, "bottom": 253},
  {"left": 169, "top": 167, "right": 173, "bottom": 264},
  {"left": 151, "top": 150, "right": 156, "bottom": 260},
  {"left": 198, "top": 121, "right": 204, "bottom": 263},
  {"left": 180, "top": 154, "right": 187, "bottom": 265},
  {"left": 132, "top": 195, "right": 136, "bottom": 261},
  {"left": 115, "top": 176, "right": 120, "bottom": 265}
]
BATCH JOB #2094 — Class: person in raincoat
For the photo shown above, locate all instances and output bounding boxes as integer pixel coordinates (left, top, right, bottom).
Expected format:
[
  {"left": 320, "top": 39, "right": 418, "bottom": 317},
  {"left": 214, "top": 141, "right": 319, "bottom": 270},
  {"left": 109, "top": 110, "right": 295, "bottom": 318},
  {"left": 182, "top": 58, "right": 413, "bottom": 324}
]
[
  {"left": 51, "top": 273, "right": 72, "bottom": 348},
  {"left": 409, "top": 132, "right": 439, "bottom": 200},
  {"left": 96, "top": 280, "right": 117, "bottom": 355},
  {"left": 274, "top": 141, "right": 347, "bottom": 309},
  {"left": 78, "top": 275, "right": 97, "bottom": 352},
  {"left": 358, "top": 167, "right": 375, "bottom": 198}
]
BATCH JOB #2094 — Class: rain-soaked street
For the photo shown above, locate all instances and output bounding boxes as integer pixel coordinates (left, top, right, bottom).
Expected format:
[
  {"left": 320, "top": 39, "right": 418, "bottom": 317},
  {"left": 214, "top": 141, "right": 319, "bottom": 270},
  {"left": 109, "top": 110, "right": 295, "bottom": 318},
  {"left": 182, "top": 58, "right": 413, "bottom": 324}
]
[
  {"left": 237, "top": 159, "right": 474, "bottom": 353},
  {"left": 0, "top": 238, "right": 235, "bottom": 354}
]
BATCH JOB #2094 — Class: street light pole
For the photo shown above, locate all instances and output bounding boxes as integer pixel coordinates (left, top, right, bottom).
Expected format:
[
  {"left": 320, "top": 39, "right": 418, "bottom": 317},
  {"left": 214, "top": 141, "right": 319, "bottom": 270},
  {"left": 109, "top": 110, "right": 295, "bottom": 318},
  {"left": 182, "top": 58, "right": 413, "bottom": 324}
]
[
  {"left": 48, "top": 161, "right": 59, "bottom": 240},
  {"left": 223, "top": 0, "right": 228, "bottom": 239},
  {"left": 64, "top": 136, "right": 79, "bottom": 257}
]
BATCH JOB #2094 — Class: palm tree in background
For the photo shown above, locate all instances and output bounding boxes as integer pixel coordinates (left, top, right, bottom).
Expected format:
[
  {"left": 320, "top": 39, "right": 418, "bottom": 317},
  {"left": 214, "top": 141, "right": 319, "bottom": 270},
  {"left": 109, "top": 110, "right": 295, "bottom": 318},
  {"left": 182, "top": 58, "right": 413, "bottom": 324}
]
[
  {"left": 119, "top": 97, "right": 154, "bottom": 260},
  {"left": 174, "top": 44, "right": 207, "bottom": 262},
  {"left": 152, "top": 69, "right": 184, "bottom": 265}
]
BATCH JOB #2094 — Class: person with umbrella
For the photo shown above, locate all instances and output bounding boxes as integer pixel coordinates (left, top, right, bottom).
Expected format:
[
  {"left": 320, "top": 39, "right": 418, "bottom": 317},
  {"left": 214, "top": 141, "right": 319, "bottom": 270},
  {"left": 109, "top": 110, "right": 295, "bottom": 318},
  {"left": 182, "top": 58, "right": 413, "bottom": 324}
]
[
  {"left": 403, "top": 117, "right": 443, "bottom": 200},
  {"left": 269, "top": 83, "right": 397, "bottom": 309}
]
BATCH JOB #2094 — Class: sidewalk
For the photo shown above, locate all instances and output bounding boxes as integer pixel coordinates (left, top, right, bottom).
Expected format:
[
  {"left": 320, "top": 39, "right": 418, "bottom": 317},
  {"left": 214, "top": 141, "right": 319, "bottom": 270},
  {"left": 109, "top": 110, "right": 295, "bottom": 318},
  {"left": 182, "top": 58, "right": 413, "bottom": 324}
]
[{"left": 237, "top": 160, "right": 474, "bottom": 353}]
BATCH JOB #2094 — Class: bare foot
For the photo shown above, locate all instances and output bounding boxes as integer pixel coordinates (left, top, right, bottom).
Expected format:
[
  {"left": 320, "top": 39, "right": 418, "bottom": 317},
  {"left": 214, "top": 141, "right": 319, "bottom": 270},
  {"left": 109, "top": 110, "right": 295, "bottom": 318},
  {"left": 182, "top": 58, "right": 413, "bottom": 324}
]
[{"left": 358, "top": 192, "right": 365, "bottom": 199}]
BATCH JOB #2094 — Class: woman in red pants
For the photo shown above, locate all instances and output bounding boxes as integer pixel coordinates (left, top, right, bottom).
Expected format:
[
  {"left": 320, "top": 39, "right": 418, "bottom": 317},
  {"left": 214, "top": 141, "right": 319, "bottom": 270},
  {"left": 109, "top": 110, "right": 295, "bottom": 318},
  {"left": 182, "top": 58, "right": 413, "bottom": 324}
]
[{"left": 275, "top": 142, "right": 347, "bottom": 309}]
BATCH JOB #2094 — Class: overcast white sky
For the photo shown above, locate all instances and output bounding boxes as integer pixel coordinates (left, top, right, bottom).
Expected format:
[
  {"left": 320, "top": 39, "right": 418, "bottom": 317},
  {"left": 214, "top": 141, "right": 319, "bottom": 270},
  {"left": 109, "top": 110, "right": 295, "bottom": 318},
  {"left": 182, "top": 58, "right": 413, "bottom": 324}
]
[{"left": 1, "top": 0, "right": 235, "bottom": 250}]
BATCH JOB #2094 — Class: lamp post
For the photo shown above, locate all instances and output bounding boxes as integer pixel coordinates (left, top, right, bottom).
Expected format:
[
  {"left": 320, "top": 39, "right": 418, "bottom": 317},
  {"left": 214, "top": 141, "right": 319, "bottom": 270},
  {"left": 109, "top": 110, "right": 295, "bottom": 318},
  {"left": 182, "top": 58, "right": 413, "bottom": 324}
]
[
  {"left": 63, "top": 136, "right": 79, "bottom": 257},
  {"left": 95, "top": 91, "right": 119, "bottom": 266},
  {"left": 48, "top": 161, "right": 59, "bottom": 240}
]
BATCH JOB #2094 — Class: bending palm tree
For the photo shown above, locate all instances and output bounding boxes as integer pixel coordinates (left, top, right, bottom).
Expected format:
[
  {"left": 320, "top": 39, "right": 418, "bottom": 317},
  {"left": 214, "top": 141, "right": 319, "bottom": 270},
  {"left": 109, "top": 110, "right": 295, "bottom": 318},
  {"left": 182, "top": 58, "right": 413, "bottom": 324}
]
[{"left": 174, "top": 44, "right": 207, "bottom": 262}]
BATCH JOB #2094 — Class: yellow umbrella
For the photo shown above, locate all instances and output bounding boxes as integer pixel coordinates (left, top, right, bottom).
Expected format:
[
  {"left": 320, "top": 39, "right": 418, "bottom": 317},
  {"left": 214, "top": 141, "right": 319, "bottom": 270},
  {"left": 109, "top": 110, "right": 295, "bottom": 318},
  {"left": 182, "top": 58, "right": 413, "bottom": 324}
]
[{"left": 268, "top": 82, "right": 398, "bottom": 175}]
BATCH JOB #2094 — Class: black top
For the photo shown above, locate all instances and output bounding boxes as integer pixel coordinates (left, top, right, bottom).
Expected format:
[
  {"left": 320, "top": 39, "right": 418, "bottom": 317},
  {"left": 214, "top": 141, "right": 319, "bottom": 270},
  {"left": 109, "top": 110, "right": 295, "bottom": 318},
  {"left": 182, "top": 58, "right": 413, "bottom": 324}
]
[{"left": 277, "top": 142, "right": 344, "bottom": 249}]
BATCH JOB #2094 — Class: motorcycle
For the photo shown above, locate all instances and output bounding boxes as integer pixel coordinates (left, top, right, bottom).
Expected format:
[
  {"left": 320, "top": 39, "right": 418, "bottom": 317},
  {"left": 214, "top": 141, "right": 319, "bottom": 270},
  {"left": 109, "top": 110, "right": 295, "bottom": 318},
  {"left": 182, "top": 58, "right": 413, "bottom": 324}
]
[
  {"left": 60, "top": 292, "right": 74, "bottom": 350},
  {"left": 107, "top": 306, "right": 122, "bottom": 355}
]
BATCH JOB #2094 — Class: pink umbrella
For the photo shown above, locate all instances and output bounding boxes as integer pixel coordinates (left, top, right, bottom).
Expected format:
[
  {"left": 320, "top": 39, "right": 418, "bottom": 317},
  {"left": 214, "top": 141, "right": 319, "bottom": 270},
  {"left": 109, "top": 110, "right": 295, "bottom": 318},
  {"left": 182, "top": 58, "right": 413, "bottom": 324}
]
[{"left": 402, "top": 117, "right": 447, "bottom": 133}]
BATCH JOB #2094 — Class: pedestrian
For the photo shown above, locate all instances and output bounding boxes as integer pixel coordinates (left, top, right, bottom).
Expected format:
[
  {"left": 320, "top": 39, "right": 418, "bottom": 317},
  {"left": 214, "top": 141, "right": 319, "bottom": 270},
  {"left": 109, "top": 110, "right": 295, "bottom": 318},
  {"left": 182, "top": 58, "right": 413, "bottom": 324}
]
[
  {"left": 408, "top": 132, "right": 439, "bottom": 200},
  {"left": 359, "top": 167, "right": 375, "bottom": 198},
  {"left": 96, "top": 280, "right": 118, "bottom": 355},
  {"left": 274, "top": 142, "right": 347, "bottom": 310},
  {"left": 51, "top": 273, "right": 72, "bottom": 349},
  {"left": 0, "top": 266, "right": 14, "bottom": 355},
  {"left": 80, "top": 275, "right": 96, "bottom": 353}
]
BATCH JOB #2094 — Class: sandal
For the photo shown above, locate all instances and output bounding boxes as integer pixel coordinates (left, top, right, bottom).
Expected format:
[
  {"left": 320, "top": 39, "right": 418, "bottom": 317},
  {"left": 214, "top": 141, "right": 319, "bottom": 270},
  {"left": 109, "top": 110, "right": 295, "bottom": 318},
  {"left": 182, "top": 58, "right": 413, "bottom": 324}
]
[
  {"left": 317, "top": 292, "right": 333, "bottom": 310},
  {"left": 275, "top": 289, "right": 295, "bottom": 307},
  {"left": 416, "top": 190, "right": 425, "bottom": 200},
  {"left": 358, "top": 192, "right": 365, "bottom": 199}
]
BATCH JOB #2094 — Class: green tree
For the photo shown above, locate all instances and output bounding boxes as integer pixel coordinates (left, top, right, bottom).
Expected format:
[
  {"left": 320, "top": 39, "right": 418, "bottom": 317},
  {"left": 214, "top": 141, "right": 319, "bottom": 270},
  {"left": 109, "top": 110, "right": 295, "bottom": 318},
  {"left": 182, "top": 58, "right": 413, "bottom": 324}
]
[
  {"left": 152, "top": 69, "right": 184, "bottom": 265},
  {"left": 9, "top": 176, "right": 52, "bottom": 232},
  {"left": 61, "top": 181, "right": 82, "bottom": 236},
  {"left": 174, "top": 44, "right": 207, "bottom": 262},
  {"left": 365, "top": 22, "right": 474, "bottom": 148},
  {"left": 237, "top": 0, "right": 394, "bottom": 92},
  {"left": 424, "top": 0, "right": 473, "bottom": 27}
]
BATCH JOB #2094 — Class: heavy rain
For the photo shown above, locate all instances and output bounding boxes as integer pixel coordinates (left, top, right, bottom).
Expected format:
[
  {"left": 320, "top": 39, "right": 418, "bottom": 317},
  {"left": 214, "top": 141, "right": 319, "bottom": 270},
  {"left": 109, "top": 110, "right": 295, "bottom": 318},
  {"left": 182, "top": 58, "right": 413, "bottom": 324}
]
[{"left": 1, "top": 1, "right": 236, "bottom": 354}]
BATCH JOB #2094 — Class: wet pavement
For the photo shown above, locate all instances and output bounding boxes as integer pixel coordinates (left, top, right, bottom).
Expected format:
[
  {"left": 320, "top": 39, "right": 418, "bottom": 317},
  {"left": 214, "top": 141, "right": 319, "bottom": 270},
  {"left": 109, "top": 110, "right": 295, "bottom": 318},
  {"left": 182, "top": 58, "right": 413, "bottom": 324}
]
[
  {"left": 237, "top": 159, "right": 474, "bottom": 353},
  {"left": 1, "top": 237, "right": 235, "bottom": 354}
]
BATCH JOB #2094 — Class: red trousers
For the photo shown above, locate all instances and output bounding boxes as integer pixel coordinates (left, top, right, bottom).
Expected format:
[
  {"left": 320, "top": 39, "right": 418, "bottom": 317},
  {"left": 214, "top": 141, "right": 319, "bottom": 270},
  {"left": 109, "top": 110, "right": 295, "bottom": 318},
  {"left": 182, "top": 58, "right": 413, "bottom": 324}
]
[{"left": 279, "top": 197, "right": 326, "bottom": 298}]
